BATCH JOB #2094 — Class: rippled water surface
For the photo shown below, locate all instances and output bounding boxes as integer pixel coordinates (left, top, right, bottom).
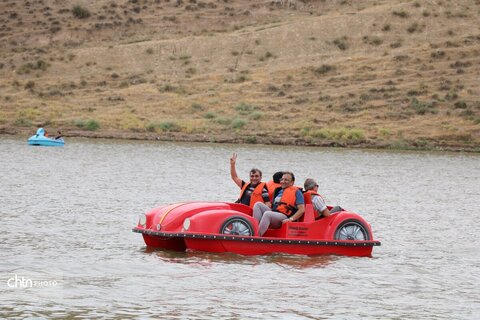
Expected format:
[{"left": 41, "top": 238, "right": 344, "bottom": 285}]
[{"left": 1, "top": 136, "right": 479, "bottom": 319}]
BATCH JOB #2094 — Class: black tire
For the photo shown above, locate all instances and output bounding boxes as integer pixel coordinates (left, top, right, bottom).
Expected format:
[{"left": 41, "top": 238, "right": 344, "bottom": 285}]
[
  {"left": 334, "top": 219, "right": 370, "bottom": 241},
  {"left": 220, "top": 216, "right": 254, "bottom": 236}
]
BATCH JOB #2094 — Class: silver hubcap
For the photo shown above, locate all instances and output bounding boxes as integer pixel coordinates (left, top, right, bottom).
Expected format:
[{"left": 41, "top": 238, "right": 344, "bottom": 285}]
[
  {"left": 222, "top": 220, "right": 252, "bottom": 236},
  {"left": 337, "top": 223, "right": 366, "bottom": 240}
]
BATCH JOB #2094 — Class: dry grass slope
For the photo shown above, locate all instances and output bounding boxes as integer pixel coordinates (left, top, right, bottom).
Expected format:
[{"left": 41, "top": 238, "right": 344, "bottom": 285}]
[{"left": 0, "top": 0, "right": 479, "bottom": 151}]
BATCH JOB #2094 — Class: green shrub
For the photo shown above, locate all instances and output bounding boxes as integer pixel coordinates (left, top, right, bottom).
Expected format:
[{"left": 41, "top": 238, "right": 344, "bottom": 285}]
[
  {"left": 159, "top": 84, "right": 175, "bottom": 92},
  {"left": 24, "top": 81, "right": 35, "bottom": 90},
  {"left": 158, "top": 121, "right": 180, "bottom": 132},
  {"left": 235, "top": 102, "right": 256, "bottom": 115},
  {"left": 185, "top": 67, "right": 196, "bottom": 76},
  {"left": 231, "top": 118, "right": 246, "bottom": 129},
  {"left": 14, "top": 118, "right": 32, "bottom": 127},
  {"left": 74, "top": 119, "right": 100, "bottom": 130},
  {"left": 146, "top": 123, "right": 156, "bottom": 132},
  {"left": 36, "top": 60, "right": 49, "bottom": 70},
  {"left": 214, "top": 118, "right": 232, "bottom": 125},
  {"left": 410, "top": 98, "right": 434, "bottom": 115},
  {"left": 392, "top": 10, "right": 409, "bottom": 18},
  {"left": 431, "top": 50, "right": 445, "bottom": 59},
  {"left": 226, "top": 74, "right": 248, "bottom": 83},
  {"left": 407, "top": 22, "right": 419, "bottom": 33},
  {"left": 17, "top": 60, "right": 50, "bottom": 74},
  {"left": 460, "top": 109, "right": 473, "bottom": 117},
  {"left": 72, "top": 5, "right": 91, "bottom": 19},
  {"left": 379, "top": 128, "right": 392, "bottom": 138},
  {"left": 191, "top": 103, "right": 204, "bottom": 111},
  {"left": 204, "top": 112, "right": 217, "bottom": 119},
  {"left": 344, "top": 128, "right": 365, "bottom": 140},
  {"left": 333, "top": 37, "right": 348, "bottom": 50},
  {"left": 314, "top": 64, "right": 335, "bottom": 75},
  {"left": 250, "top": 111, "right": 263, "bottom": 120},
  {"left": 146, "top": 121, "right": 181, "bottom": 132},
  {"left": 74, "top": 119, "right": 85, "bottom": 128},
  {"left": 305, "top": 127, "right": 365, "bottom": 141},
  {"left": 445, "top": 91, "right": 458, "bottom": 101},
  {"left": 85, "top": 119, "right": 100, "bottom": 131},
  {"left": 454, "top": 101, "right": 467, "bottom": 109},
  {"left": 363, "top": 36, "right": 383, "bottom": 46}
]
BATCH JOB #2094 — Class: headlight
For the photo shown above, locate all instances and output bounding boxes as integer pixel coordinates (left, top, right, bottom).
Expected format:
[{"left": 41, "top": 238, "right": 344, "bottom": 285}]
[
  {"left": 183, "top": 218, "right": 190, "bottom": 231},
  {"left": 156, "top": 223, "right": 161, "bottom": 231},
  {"left": 139, "top": 214, "right": 147, "bottom": 227}
]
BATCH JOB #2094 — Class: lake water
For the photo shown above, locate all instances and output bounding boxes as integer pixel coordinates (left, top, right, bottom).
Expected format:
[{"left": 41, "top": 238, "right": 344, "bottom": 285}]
[{"left": 0, "top": 136, "right": 479, "bottom": 319}]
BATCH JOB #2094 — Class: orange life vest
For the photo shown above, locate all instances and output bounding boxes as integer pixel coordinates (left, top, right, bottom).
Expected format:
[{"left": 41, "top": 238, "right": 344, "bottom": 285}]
[
  {"left": 303, "top": 190, "right": 326, "bottom": 216},
  {"left": 266, "top": 181, "right": 281, "bottom": 202},
  {"left": 274, "top": 186, "right": 299, "bottom": 217},
  {"left": 238, "top": 182, "right": 267, "bottom": 208},
  {"left": 303, "top": 190, "right": 326, "bottom": 205}
]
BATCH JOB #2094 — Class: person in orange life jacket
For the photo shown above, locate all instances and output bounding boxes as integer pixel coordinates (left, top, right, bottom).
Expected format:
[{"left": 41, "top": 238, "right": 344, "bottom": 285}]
[
  {"left": 303, "top": 178, "right": 331, "bottom": 219},
  {"left": 230, "top": 152, "right": 271, "bottom": 208},
  {"left": 266, "top": 171, "right": 283, "bottom": 202},
  {"left": 253, "top": 171, "right": 305, "bottom": 236}
]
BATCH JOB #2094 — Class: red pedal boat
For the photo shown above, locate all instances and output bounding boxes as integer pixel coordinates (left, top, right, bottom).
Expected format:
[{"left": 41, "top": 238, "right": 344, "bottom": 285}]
[{"left": 133, "top": 202, "right": 381, "bottom": 257}]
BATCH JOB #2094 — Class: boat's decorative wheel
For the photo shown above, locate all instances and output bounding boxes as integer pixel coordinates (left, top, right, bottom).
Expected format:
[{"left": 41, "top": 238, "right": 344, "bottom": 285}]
[
  {"left": 220, "top": 217, "right": 254, "bottom": 236},
  {"left": 334, "top": 219, "right": 370, "bottom": 241}
]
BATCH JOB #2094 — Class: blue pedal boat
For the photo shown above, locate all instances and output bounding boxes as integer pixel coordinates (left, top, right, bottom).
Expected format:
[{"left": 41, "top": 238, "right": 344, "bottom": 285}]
[{"left": 27, "top": 128, "right": 65, "bottom": 146}]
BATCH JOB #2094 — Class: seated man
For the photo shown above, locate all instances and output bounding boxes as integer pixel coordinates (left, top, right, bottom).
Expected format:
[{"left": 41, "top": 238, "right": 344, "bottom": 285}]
[
  {"left": 55, "top": 130, "right": 62, "bottom": 140},
  {"left": 230, "top": 153, "right": 271, "bottom": 209},
  {"left": 253, "top": 171, "right": 305, "bottom": 236},
  {"left": 303, "top": 178, "right": 331, "bottom": 219},
  {"left": 266, "top": 171, "right": 283, "bottom": 202}
]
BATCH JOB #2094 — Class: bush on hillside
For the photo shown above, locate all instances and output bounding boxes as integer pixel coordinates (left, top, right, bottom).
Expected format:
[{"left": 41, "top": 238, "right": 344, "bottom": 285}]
[{"left": 72, "top": 5, "right": 91, "bottom": 19}]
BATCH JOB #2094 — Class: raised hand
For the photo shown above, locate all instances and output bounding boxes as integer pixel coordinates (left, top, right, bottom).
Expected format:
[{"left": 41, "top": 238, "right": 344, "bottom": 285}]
[{"left": 230, "top": 152, "right": 237, "bottom": 165}]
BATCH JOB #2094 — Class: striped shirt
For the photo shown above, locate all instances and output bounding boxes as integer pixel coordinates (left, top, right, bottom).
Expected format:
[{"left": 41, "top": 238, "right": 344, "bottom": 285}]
[{"left": 311, "top": 194, "right": 327, "bottom": 212}]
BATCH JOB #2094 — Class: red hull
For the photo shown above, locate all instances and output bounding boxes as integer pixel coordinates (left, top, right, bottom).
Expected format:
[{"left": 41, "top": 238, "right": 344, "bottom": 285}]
[
  {"left": 186, "top": 238, "right": 374, "bottom": 257},
  {"left": 135, "top": 229, "right": 379, "bottom": 257}
]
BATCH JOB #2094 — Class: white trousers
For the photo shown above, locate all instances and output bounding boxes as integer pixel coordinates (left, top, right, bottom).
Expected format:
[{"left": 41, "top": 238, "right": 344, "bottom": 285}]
[{"left": 253, "top": 202, "right": 288, "bottom": 236}]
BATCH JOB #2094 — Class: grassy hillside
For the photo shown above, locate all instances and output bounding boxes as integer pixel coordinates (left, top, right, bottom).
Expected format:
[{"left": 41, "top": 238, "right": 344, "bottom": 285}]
[{"left": 0, "top": 0, "right": 479, "bottom": 151}]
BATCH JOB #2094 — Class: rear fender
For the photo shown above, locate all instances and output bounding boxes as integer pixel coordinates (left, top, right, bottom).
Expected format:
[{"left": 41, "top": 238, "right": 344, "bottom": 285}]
[{"left": 323, "top": 212, "right": 373, "bottom": 239}]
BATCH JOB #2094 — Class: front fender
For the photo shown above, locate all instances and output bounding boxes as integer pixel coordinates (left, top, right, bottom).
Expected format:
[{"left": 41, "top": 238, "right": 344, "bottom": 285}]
[{"left": 184, "top": 210, "right": 258, "bottom": 235}]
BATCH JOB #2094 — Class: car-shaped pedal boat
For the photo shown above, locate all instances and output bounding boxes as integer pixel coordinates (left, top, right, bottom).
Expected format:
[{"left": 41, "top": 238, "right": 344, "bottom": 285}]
[
  {"left": 133, "top": 202, "right": 381, "bottom": 257},
  {"left": 28, "top": 128, "right": 64, "bottom": 146}
]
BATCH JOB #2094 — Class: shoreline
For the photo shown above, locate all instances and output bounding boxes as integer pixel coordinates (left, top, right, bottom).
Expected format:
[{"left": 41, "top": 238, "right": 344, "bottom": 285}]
[
  {"left": 1, "top": 1, "right": 478, "bottom": 156},
  {"left": 3, "top": 127, "right": 478, "bottom": 153}
]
